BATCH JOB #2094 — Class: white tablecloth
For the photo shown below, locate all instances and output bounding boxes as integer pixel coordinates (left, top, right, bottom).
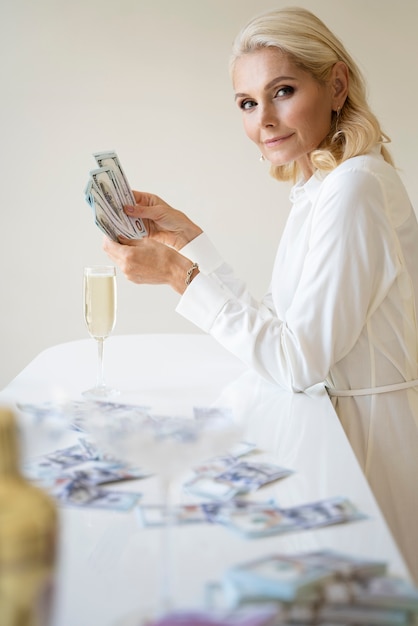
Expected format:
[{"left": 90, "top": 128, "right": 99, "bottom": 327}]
[{"left": 0, "top": 334, "right": 410, "bottom": 625}]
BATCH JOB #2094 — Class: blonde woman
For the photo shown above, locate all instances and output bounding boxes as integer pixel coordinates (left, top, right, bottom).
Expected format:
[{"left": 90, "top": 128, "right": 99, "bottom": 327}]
[{"left": 104, "top": 7, "right": 418, "bottom": 582}]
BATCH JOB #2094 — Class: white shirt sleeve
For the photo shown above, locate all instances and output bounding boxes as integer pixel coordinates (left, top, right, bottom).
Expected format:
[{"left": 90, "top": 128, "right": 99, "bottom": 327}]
[
  {"left": 179, "top": 233, "right": 276, "bottom": 311},
  {"left": 176, "top": 164, "right": 401, "bottom": 391},
  {"left": 179, "top": 233, "right": 224, "bottom": 274}
]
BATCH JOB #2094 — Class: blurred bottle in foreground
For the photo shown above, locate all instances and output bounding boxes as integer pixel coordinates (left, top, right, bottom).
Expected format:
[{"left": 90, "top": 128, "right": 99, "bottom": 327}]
[{"left": 0, "top": 406, "right": 58, "bottom": 626}]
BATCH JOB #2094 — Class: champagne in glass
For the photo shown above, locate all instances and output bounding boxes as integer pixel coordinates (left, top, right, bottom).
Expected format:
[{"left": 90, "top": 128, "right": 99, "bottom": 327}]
[{"left": 83, "top": 266, "right": 118, "bottom": 399}]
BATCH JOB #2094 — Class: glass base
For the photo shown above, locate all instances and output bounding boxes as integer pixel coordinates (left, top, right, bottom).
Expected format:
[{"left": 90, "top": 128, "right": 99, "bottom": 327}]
[
  {"left": 82, "top": 385, "right": 120, "bottom": 400},
  {"left": 113, "top": 609, "right": 155, "bottom": 626}
]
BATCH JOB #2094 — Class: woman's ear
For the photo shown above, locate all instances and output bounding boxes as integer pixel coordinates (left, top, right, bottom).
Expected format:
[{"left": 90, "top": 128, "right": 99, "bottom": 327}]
[{"left": 331, "top": 61, "right": 349, "bottom": 109}]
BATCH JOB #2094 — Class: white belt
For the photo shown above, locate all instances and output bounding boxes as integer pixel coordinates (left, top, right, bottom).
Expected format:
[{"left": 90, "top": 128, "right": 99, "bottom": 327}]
[{"left": 326, "top": 378, "right": 418, "bottom": 397}]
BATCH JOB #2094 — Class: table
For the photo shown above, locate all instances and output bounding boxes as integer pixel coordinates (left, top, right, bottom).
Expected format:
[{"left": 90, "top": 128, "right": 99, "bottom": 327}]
[{"left": 0, "top": 334, "right": 411, "bottom": 625}]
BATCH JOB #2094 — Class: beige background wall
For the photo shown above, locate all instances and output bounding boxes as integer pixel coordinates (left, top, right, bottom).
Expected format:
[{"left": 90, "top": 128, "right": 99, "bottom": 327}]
[{"left": 1, "top": 0, "right": 417, "bottom": 389}]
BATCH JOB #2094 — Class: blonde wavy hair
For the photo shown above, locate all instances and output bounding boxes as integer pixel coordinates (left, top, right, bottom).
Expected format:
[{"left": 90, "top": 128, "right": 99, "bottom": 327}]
[{"left": 230, "top": 7, "right": 393, "bottom": 182}]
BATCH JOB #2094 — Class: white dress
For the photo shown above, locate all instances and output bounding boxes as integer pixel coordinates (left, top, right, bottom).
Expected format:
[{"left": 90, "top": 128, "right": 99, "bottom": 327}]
[{"left": 177, "top": 147, "right": 418, "bottom": 583}]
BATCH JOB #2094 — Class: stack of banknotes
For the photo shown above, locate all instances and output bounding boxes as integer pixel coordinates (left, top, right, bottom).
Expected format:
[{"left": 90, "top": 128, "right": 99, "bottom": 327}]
[
  {"left": 146, "top": 551, "right": 418, "bottom": 624},
  {"left": 220, "top": 549, "right": 418, "bottom": 625},
  {"left": 85, "top": 151, "right": 147, "bottom": 241}
]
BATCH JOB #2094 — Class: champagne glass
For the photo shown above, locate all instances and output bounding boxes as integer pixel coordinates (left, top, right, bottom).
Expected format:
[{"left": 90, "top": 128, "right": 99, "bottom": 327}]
[
  {"left": 82, "top": 265, "right": 119, "bottom": 399},
  {"left": 80, "top": 407, "right": 242, "bottom": 621}
]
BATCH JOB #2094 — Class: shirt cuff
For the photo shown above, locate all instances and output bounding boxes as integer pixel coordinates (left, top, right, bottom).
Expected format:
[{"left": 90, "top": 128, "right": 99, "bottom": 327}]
[
  {"left": 176, "top": 272, "right": 229, "bottom": 333},
  {"left": 179, "top": 233, "right": 224, "bottom": 274}
]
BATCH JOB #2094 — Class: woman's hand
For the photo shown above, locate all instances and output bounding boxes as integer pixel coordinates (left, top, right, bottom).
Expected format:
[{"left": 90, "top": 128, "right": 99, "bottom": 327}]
[
  {"left": 125, "top": 191, "right": 203, "bottom": 250},
  {"left": 103, "top": 236, "right": 198, "bottom": 295}
]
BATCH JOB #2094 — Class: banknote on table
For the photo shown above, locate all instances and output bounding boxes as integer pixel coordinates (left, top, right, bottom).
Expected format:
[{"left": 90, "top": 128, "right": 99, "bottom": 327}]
[
  {"left": 218, "top": 495, "right": 366, "bottom": 538},
  {"left": 287, "top": 548, "right": 387, "bottom": 581},
  {"left": 223, "top": 552, "right": 334, "bottom": 604},
  {"left": 219, "top": 548, "right": 418, "bottom": 624},
  {"left": 184, "top": 461, "right": 293, "bottom": 501},
  {"left": 53, "top": 480, "right": 142, "bottom": 512},
  {"left": 23, "top": 439, "right": 145, "bottom": 511},
  {"left": 85, "top": 150, "right": 147, "bottom": 241}
]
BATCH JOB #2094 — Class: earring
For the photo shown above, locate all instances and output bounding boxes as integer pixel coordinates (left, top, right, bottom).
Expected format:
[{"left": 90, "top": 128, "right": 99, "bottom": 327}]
[
  {"left": 334, "top": 106, "right": 342, "bottom": 133},
  {"left": 259, "top": 154, "right": 265, "bottom": 162}
]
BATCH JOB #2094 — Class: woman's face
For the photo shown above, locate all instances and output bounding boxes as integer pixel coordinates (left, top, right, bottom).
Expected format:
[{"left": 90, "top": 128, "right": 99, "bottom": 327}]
[{"left": 233, "top": 47, "right": 336, "bottom": 180}]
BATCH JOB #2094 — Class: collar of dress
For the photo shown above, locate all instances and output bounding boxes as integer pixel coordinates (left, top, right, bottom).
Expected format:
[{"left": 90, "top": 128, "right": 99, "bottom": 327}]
[{"left": 289, "top": 145, "right": 384, "bottom": 206}]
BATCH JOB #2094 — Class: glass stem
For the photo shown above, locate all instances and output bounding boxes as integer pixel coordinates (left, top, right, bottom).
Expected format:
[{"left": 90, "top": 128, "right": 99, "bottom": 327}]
[
  {"left": 96, "top": 338, "right": 105, "bottom": 389},
  {"left": 159, "top": 477, "right": 173, "bottom": 613}
]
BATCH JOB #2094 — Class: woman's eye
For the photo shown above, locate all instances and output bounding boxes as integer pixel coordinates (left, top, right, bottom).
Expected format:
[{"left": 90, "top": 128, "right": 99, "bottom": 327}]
[
  {"left": 276, "top": 86, "right": 294, "bottom": 98},
  {"left": 240, "top": 99, "right": 257, "bottom": 110}
]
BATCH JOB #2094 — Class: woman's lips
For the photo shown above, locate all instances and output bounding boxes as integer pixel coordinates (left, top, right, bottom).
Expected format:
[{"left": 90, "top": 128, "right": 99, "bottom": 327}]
[{"left": 264, "top": 133, "right": 294, "bottom": 147}]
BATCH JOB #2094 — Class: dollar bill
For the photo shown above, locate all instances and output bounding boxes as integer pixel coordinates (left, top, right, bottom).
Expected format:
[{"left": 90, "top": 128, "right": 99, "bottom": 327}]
[
  {"left": 85, "top": 151, "right": 147, "bottom": 241},
  {"left": 93, "top": 150, "right": 136, "bottom": 205},
  {"left": 85, "top": 178, "right": 123, "bottom": 241}
]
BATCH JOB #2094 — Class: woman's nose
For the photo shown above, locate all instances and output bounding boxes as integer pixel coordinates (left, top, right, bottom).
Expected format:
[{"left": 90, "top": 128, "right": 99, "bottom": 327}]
[{"left": 259, "top": 102, "right": 277, "bottom": 127}]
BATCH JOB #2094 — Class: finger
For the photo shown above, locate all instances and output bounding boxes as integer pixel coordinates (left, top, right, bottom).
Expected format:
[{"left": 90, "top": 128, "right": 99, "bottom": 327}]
[
  {"left": 103, "top": 236, "right": 124, "bottom": 260},
  {"left": 123, "top": 204, "right": 137, "bottom": 215},
  {"left": 117, "top": 236, "right": 142, "bottom": 247},
  {"left": 124, "top": 201, "right": 159, "bottom": 220},
  {"left": 132, "top": 190, "right": 159, "bottom": 206}
]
